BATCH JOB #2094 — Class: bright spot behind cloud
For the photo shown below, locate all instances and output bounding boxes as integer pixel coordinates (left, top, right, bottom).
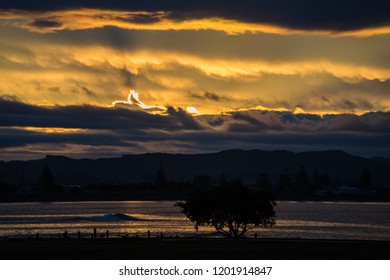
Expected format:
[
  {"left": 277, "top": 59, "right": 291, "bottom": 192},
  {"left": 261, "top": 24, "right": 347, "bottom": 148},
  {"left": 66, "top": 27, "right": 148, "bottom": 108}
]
[
  {"left": 112, "top": 90, "right": 202, "bottom": 115},
  {"left": 186, "top": 107, "right": 199, "bottom": 114},
  {"left": 112, "top": 90, "right": 166, "bottom": 112},
  {"left": 127, "top": 90, "right": 152, "bottom": 109}
]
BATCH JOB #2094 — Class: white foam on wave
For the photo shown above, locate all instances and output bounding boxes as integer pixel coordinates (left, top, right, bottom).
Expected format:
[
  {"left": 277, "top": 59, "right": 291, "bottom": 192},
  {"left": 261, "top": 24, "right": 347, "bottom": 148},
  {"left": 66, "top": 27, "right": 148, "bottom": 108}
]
[{"left": 79, "top": 213, "right": 142, "bottom": 222}]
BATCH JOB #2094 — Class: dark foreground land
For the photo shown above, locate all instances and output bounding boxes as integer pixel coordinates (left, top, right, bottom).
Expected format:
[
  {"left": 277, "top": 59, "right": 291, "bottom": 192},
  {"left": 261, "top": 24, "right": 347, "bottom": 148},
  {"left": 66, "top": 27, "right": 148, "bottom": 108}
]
[{"left": 1, "top": 238, "right": 389, "bottom": 260}]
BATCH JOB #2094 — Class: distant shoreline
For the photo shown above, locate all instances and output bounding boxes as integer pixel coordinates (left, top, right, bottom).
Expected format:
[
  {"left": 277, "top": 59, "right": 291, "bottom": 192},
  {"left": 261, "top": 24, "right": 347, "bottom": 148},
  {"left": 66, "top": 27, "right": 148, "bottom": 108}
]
[
  {"left": 0, "top": 195, "right": 390, "bottom": 203},
  {"left": 1, "top": 238, "right": 389, "bottom": 260},
  {"left": 1, "top": 193, "right": 390, "bottom": 203}
]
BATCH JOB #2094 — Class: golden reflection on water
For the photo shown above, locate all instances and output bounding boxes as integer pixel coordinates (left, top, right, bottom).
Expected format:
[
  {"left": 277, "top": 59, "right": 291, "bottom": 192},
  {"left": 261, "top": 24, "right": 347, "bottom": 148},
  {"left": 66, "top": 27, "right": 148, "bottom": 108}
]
[{"left": 1, "top": 201, "right": 390, "bottom": 240}]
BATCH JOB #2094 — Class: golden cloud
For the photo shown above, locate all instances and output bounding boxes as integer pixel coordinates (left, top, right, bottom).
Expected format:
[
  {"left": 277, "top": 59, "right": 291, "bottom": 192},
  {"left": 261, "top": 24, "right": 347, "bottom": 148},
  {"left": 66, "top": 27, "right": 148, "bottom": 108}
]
[
  {"left": 23, "top": 126, "right": 85, "bottom": 133},
  {"left": 1, "top": 9, "right": 390, "bottom": 37},
  {"left": 41, "top": 46, "right": 390, "bottom": 82},
  {"left": 2, "top": 43, "right": 390, "bottom": 114}
]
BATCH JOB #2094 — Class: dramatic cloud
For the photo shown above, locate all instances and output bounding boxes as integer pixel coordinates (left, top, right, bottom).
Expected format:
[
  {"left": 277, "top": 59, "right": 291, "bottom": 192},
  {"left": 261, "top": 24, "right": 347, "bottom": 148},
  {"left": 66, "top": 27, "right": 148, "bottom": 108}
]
[
  {"left": 1, "top": 97, "right": 390, "bottom": 159},
  {"left": 1, "top": 8, "right": 390, "bottom": 37},
  {"left": 1, "top": 1, "right": 390, "bottom": 35},
  {"left": 112, "top": 90, "right": 166, "bottom": 113},
  {"left": 1, "top": 2, "right": 390, "bottom": 159},
  {"left": 1, "top": 39, "right": 389, "bottom": 114},
  {"left": 0, "top": 97, "right": 203, "bottom": 131}
]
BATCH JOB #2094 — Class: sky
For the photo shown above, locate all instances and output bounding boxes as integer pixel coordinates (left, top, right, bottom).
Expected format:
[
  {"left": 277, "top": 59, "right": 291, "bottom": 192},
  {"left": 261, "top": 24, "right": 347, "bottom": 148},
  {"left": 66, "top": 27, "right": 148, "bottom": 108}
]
[{"left": 1, "top": 1, "right": 390, "bottom": 160}]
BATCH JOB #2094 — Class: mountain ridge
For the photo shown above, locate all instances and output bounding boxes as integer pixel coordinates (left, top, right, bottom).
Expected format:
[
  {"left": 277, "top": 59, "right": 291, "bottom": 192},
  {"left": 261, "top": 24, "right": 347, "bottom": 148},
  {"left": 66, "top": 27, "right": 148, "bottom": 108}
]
[{"left": 1, "top": 149, "right": 389, "bottom": 187}]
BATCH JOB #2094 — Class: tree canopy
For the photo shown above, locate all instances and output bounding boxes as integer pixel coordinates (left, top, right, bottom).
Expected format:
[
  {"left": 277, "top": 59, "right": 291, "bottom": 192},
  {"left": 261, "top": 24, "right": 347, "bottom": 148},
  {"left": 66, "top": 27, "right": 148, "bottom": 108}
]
[
  {"left": 36, "top": 165, "right": 63, "bottom": 194},
  {"left": 176, "top": 182, "right": 276, "bottom": 238},
  {"left": 154, "top": 163, "right": 167, "bottom": 188}
]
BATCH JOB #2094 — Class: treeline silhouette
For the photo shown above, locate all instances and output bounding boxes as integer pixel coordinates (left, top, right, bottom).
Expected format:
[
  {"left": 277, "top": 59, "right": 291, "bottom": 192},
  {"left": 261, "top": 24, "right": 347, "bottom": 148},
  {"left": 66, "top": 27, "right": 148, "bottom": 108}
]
[{"left": 1, "top": 162, "right": 389, "bottom": 202}]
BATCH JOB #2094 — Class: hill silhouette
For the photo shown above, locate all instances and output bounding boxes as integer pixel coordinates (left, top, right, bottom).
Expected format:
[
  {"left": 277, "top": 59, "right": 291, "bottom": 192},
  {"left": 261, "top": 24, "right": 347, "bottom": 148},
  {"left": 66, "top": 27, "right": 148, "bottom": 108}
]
[{"left": 1, "top": 150, "right": 390, "bottom": 188}]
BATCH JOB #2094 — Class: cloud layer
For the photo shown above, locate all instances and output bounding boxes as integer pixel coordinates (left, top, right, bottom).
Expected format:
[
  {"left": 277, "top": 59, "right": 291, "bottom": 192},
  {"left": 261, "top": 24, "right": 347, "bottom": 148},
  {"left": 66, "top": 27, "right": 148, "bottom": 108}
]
[
  {"left": 1, "top": 33, "right": 389, "bottom": 115},
  {"left": 2, "top": 8, "right": 390, "bottom": 37},
  {"left": 1, "top": 2, "right": 390, "bottom": 159},
  {"left": 1, "top": 1, "right": 390, "bottom": 33},
  {"left": 1, "top": 97, "right": 390, "bottom": 159}
]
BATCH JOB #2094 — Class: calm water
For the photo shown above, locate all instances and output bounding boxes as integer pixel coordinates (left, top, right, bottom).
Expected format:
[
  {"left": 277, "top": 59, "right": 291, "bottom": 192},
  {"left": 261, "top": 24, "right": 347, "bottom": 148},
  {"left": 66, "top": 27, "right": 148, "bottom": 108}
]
[{"left": 0, "top": 201, "right": 390, "bottom": 240}]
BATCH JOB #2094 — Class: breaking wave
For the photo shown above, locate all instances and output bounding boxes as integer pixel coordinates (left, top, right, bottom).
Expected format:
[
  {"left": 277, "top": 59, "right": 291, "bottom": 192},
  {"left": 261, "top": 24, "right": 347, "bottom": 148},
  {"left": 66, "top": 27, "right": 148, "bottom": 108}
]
[{"left": 72, "top": 213, "right": 142, "bottom": 222}]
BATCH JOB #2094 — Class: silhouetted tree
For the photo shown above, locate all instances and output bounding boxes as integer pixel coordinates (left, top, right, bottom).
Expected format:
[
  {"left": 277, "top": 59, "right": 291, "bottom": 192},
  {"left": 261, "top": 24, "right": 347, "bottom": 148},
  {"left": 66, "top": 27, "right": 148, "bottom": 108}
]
[
  {"left": 359, "top": 168, "right": 372, "bottom": 188},
  {"left": 0, "top": 173, "right": 16, "bottom": 195},
  {"left": 295, "top": 165, "right": 309, "bottom": 192},
  {"left": 322, "top": 172, "right": 332, "bottom": 186},
  {"left": 218, "top": 172, "right": 227, "bottom": 187},
  {"left": 312, "top": 170, "right": 321, "bottom": 187},
  {"left": 312, "top": 171, "right": 332, "bottom": 189},
  {"left": 154, "top": 163, "right": 167, "bottom": 188},
  {"left": 193, "top": 174, "right": 212, "bottom": 188},
  {"left": 36, "top": 165, "right": 62, "bottom": 194},
  {"left": 176, "top": 181, "right": 276, "bottom": 238},
  {"left": 256, "top": 172, "right": 273, "bottom": 192},
  {"left": 276, "top": 169, "right": 292, "bottom": 192},
  {"left": 0, "top": 183, "right": 15, "bottom": 195}
]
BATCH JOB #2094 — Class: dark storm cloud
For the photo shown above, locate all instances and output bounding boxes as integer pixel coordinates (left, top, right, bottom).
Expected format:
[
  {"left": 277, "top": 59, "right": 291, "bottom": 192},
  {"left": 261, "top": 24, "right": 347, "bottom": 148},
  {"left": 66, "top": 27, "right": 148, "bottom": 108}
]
[
  {"left": 227, "top": 123, "right": 265, "bottom": 133},
  {"left": 1, "top": 0, "right": 390, "bottom": 31},
  {"left": 2, "top": 97, "right": 390, "bottom": 134},
  {"left": 166, "top": 106, "right": 203, "bottom": 130},
  {"left": 323, "top": 112, "right": 390, "bottom": 133},
  {"left": 223, "top": 110, "right": 390, "bottom": 133},
  {"left": 167, "top": 130, "right": 390, "bottom": 150},
  {"left": 1, "top": 97, "right": 390, "bottom": 159},
  {"left": 230, "top": 112, "right": 269, "bottom": 130},
  {"left": 207, "top": 117, "right": 224, "bottom": 127},
  {"left": 0, "top": 97, "right": 202, "bottom": 131}
]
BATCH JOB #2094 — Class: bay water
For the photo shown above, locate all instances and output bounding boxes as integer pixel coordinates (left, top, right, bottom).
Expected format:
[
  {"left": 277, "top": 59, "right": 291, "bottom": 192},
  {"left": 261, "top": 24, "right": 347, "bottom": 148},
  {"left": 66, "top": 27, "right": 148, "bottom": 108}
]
[{"left": 0, "top": 201, "right": 389, "bottom": 240}]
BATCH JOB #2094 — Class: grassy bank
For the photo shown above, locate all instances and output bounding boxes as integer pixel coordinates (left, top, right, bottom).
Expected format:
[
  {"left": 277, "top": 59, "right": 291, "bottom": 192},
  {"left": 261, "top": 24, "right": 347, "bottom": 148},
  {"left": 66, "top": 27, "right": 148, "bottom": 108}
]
[{"left": 1, "top": 238, "right": 389, "bottom": 260}]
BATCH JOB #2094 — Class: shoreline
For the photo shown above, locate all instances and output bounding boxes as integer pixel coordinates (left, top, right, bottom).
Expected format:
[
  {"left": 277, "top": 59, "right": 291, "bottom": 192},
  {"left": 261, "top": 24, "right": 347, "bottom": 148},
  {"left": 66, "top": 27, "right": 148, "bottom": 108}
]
[
  {"left": 1, "top": 238, "right": 389, "bottom": 260},
  {"left": 1, "top": 194, "right": 390, "bottom": 204}
]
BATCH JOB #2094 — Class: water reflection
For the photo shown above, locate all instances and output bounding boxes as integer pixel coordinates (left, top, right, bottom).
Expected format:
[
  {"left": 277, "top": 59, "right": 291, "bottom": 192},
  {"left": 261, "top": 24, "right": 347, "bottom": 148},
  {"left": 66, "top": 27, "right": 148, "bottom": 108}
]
[{"left": 0, "top": 201, "right": 389, "bottom": 240}]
